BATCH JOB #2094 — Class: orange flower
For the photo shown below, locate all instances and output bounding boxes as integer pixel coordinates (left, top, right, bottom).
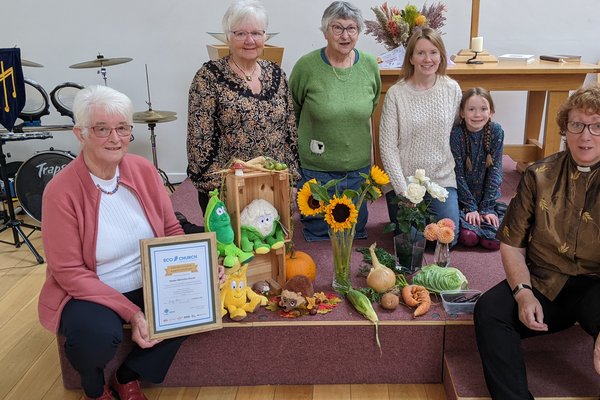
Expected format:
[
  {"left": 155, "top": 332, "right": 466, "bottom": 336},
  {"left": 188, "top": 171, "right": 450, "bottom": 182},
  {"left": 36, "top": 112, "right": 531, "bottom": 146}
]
[
  {"left": 415, "top": 14, "right": 427, "bottom": 26},
  {"left": 437, "top": 226, "right": 455, "bottom": 244},
  {"left": 437, "top": 218, "right": 455, "bottom": 231},
  {"left": 423, "top": 223, "right": 440, "bottom": 241}
]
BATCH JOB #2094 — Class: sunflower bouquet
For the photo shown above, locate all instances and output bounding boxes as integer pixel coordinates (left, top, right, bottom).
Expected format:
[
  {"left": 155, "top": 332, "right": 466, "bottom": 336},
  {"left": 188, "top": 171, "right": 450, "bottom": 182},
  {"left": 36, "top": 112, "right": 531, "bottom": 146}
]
[
  {"left": 297, "top": 165, "right": 390, "bottom": 291},
  {"left": 364, "top": 2, "right": 447, "bottom": 51}
]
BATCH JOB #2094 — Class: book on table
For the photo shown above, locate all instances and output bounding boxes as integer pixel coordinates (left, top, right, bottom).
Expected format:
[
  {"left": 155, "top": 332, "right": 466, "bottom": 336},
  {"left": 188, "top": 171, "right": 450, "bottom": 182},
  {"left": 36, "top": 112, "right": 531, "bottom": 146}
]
[
  {"left": 539, "top": 54, "right": 581, "bottom": 62},
  {"left": 498, "top": 54, "right": 535, "bottom": 64}
]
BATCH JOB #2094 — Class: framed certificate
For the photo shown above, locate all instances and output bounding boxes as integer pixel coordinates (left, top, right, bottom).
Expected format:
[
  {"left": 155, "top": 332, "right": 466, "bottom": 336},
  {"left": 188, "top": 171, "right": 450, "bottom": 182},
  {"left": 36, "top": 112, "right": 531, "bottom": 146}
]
[{"left": 141, "top": 233, "right": 222, "bottom": 340}]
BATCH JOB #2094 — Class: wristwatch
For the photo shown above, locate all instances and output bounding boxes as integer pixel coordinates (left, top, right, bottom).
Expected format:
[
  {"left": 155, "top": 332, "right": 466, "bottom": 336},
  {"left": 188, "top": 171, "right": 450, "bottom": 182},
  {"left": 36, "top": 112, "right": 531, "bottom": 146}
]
[{"left": 512, "top": 283, "right": 533, "bottom": 297}]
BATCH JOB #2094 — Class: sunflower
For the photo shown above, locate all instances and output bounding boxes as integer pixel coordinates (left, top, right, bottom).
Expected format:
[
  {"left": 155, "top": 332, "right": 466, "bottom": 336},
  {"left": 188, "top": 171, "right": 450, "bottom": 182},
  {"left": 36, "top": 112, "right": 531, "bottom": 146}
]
[
  {"left": 324, "top": 195, "right": 358, "bottom": 232},
  {"left": 371, "top": 186, "right": 382, "bottom": 198},
  {"left": 297, "top": 179, "right": 324, "bottom": 216},
  {"left": 370, "top": 165, "right": 390, "bottom": 186}
]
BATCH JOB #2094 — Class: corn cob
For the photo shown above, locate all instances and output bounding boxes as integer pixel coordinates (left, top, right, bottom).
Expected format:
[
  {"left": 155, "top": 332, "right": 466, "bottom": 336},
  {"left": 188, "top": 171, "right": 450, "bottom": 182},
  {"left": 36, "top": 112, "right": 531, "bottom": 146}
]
[{"left": 346, "top": 287, "right": 381, "bottom": 355}]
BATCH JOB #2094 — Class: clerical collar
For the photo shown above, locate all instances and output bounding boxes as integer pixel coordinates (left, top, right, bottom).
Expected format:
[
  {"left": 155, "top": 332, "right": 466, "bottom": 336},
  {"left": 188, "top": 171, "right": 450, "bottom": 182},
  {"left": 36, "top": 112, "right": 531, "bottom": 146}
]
[{"left": 577, "top": 165, "right": 591, "bottom": 172}]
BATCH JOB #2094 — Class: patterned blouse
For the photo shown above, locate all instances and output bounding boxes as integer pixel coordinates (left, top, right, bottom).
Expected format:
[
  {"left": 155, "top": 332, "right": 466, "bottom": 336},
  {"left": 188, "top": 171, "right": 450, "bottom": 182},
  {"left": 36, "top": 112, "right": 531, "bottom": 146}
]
[
  {"left": 497, "top": 151, "right": 600, "bottom": 300},
  {"left": 186, "top": 57, "right": 299, "bottom": 192}
]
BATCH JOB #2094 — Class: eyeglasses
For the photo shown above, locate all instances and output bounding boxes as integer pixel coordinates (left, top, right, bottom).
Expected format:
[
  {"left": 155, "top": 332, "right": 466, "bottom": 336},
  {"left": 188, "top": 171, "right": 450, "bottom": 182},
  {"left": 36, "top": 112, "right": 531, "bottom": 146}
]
[
  {"left": 230, "top": 30, "right": 265, "bottom": 41},
  {"left": 329, "top": 24, "right": 358, "bottom": 36},
  {"left": 87, "top": 125, "right": 133, "bottom": 138},
  {"left": 566, "top": 121, "right": 600, "bottom": 136}
]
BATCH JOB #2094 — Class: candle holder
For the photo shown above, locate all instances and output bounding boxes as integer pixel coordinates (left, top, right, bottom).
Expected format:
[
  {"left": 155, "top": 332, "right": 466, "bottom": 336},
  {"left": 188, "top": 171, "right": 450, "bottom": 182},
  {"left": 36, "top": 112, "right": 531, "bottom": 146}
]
[{"left": 466, "top": 51, "right": 484, "bottom": 64}]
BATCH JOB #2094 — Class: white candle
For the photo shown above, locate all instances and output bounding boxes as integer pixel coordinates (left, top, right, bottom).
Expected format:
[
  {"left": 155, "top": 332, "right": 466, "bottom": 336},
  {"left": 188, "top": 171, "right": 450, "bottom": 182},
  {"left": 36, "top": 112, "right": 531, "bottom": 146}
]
[{"left": 471, "top": 36, "right": 483, "bottom": 52}]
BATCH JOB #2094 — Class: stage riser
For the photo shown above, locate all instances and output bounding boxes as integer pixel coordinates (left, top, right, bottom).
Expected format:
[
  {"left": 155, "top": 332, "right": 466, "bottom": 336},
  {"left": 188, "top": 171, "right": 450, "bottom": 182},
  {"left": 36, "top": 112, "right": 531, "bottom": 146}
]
[
  {"left": 443, "top": 325, "right": 600, "bottom": 399},
  {"left": 59, "top": 324, "right": 445, "bottom": 388}
]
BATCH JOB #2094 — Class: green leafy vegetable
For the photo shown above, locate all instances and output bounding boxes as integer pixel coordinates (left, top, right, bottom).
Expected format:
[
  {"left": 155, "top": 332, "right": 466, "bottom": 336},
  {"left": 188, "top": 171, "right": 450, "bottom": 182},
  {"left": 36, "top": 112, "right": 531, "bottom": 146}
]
[
  {"left": 411, "top": 264, "right": 469, "bottom": 293},
  {"left": 356, "top": 246, "right": 396, "bottom": 269}
]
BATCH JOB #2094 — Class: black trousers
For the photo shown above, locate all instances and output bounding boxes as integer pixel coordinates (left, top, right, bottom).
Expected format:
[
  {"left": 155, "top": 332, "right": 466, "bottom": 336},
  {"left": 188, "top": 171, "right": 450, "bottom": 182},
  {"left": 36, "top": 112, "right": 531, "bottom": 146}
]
[
  {"left": 59, "top": 288, "right": 187, "bottom": 397},
  {"left": 473, "top": 275, "right": 600, "bottom": 399}
]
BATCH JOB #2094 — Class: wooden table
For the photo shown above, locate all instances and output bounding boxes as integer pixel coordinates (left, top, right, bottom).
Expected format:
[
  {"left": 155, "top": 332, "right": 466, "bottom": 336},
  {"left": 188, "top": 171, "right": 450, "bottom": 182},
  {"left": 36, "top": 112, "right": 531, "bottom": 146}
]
[{"left": 372, "top": 60, "right": 600, "bottom": 167}]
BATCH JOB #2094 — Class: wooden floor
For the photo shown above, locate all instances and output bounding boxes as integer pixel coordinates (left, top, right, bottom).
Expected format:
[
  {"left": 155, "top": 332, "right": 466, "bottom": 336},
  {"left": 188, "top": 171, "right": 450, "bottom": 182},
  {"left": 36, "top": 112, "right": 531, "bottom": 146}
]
[{"left": 0, "top": 213, "right": 447, "bottom": 400}]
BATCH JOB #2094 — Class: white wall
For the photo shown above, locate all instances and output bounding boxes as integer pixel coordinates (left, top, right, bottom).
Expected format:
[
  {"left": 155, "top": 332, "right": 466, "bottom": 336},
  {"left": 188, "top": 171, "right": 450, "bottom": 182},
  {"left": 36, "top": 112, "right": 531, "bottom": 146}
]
[{"left": 3, "top": 0, "right": 599, "bottom": 183}]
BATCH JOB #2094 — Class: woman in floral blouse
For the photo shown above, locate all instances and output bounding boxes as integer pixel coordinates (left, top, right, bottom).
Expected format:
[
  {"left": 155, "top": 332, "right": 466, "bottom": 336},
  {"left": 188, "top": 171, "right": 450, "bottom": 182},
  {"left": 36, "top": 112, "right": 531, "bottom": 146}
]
[
  {"left": 474, "top": 84, "right": 600, "bottom": 399},
  {"left": 187, "top": 0, "right": 298, "bottom": 214}
]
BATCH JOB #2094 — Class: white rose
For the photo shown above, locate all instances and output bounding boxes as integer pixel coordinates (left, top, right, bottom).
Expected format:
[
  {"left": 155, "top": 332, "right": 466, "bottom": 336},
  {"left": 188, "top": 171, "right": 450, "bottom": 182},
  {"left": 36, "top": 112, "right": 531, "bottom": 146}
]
[
  {"left": 414, "top": 169, "right": 430, "bottom": 185},
  {"left": 427, "top": 182, "right": 449, "bottom": 202},
  {"left": 405, "top": 183, "right": 426, "bottom": 204}
]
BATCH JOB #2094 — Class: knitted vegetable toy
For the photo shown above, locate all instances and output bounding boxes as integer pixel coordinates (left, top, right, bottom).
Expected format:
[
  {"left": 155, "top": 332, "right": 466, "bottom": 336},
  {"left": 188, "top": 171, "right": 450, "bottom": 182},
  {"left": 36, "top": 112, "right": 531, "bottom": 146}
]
[
  {"left": 239, "top": 199, "right": 285, "bottom": 254},
  {"left": 205, "top": 189, "right": 254, "bottom": 268},
  {"left": 221, "top": 264, "right": 268, "bottom": 320}
]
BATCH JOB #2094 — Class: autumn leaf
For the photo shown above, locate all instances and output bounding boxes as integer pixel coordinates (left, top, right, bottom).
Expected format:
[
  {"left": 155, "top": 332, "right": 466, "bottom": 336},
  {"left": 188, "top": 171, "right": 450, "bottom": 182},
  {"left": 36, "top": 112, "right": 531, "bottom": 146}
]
[
  {"left": 582, "top": 212, "right": 593, "bottom": 222},
  {"left": 535, "top": 165, "right": 548, "bottom": 173}
]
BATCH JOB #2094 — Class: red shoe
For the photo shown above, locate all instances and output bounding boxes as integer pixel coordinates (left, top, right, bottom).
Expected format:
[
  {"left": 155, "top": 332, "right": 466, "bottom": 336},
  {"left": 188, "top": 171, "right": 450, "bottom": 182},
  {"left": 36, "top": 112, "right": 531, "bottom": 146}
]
[
  {"left": 84, "top": 385, "right": 114, "bottom": 400},
  {"left": 110, "top": 374, "right": 148, "bottom": 400}
]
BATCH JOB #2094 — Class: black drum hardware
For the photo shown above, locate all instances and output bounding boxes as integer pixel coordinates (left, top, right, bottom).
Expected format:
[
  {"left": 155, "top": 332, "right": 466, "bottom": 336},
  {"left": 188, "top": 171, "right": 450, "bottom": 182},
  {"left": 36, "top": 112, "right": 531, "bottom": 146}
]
[
  {"left": 133, "top": 64, "right": 177, "bottom": 192},
  {"left": 0, "top": 132, "right": 54, "bottom": 264}
]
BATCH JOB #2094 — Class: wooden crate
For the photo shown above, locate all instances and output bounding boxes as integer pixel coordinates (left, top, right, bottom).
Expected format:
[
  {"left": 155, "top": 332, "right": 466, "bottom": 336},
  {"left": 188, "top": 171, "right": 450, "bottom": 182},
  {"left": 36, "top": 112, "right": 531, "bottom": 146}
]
[
  {"left": 224, "top": 170, "right": 290, "bottom": 286},
  {"left": 245, "top": 247, "right": 286, "bottom": 287},
  {"left": 206, "top": 44, "right": 284, "bottom": 66}
]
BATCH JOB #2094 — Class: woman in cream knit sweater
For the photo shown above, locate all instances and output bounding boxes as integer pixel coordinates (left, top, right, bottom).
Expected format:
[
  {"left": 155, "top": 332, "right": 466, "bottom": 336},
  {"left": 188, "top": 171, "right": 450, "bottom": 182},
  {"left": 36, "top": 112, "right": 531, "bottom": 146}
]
[{"left": 379, "top": 28, "right": 461, "bottom": 243}]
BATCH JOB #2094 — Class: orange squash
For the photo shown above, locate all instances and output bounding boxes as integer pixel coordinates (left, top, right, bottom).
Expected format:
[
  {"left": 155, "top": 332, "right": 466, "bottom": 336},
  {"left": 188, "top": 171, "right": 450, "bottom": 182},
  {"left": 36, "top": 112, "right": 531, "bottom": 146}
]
[{"left": 285, "top": 249, "right": 317, "bottom": 282}]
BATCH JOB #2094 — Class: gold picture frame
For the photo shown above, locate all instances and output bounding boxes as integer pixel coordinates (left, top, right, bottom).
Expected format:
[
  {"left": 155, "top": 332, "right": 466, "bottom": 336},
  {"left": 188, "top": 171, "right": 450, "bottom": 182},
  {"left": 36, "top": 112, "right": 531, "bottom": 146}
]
[{"left": 141, "top": 233, "right": 222, "bottom": 340}]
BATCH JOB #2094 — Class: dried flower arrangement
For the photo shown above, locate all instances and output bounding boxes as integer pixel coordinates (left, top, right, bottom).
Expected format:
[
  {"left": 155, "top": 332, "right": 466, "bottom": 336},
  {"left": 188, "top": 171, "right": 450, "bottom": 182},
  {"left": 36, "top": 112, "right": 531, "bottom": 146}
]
[{"left": 364, "top": 2, "right": 447, "bottom": 51}]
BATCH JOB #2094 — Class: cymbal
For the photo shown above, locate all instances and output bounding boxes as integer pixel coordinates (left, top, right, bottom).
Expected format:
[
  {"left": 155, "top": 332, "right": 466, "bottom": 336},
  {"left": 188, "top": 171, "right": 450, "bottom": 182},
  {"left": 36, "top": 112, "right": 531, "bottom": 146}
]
[
  {"left": 22, "top": 59, "right": 44, "bottom": 68},
  {"left": 134, "top": 115, "right": 177, "bottom": 124},
  {"left": 70, "top": 55, "right": 133, "bottom": 69},
  {"left": 133, "top": 110, "right": 177, "bottom": 123}
]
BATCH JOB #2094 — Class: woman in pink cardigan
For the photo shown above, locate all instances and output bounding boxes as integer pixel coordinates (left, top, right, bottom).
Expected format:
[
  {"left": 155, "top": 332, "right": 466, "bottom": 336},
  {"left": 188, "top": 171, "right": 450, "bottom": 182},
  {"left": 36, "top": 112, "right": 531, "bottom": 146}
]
[{"left": 39, "top": 85, "right": 184, "bottom": 400}]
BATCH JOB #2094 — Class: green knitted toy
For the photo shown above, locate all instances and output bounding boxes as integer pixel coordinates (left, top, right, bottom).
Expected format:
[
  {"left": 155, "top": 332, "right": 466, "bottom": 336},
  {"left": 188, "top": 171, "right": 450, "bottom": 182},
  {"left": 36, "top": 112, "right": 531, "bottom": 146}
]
[{"left": 205, "top": 189, "right": 254, "bottom": 268}]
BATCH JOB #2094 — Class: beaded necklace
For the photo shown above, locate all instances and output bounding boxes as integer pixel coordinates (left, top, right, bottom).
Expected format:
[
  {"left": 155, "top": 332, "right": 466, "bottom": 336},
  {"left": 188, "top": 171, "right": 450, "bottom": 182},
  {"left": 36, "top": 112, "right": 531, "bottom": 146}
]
[
  {"left": 231, "top": 57, "right": 258, "bottom": 81},
  {"left": 96, "top": 176, "right": 120, "bottom": 195},
  {"left": 326, "top": 49, "right": 354, "bottom": 82}
]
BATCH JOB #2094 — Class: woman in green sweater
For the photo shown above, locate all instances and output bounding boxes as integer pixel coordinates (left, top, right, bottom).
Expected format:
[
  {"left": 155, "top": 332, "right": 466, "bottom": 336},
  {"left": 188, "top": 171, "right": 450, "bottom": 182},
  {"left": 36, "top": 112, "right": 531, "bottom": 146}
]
[{"left": 289, "top": 1, "right": 381, "bottom": 242}]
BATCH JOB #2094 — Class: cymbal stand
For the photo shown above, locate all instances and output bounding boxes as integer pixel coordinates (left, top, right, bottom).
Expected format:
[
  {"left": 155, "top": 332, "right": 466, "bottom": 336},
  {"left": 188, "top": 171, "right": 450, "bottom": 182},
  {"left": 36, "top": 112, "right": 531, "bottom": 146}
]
[
  {"left": 97, "top": 64, "right": 108, "bottom": 85},
  {"left": 146, "top": 122, "right": 175, "bottom": 192},
  {"left": 0, "top": 138, "right": 44, "bottom": 264}
]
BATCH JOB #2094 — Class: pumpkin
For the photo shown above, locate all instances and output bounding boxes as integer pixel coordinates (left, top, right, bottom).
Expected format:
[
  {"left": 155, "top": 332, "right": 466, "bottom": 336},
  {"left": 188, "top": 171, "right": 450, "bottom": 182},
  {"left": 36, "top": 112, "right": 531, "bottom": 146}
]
[{"left": 285, "top": 249, "right": 317, "bottom": 282}]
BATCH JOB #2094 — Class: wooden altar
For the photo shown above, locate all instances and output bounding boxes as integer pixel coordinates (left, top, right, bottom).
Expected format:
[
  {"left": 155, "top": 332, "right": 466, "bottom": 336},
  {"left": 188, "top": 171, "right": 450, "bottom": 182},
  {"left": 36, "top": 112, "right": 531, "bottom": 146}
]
[{"left": 372, "top": 60, "right": 600, "bottom": 166}]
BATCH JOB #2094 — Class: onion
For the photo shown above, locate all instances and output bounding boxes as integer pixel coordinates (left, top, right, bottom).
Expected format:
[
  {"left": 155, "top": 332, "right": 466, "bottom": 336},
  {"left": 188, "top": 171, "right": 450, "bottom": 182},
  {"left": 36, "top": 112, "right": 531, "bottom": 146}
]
[{"left": 366, "top": 243, "right": 397, "bottom": 293}]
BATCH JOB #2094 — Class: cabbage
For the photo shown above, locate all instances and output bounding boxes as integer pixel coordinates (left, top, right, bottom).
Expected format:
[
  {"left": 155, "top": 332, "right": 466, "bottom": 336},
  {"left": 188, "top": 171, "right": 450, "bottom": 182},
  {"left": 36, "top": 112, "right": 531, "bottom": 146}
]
[{"left": 411, "top": 264, "right": 469, "bottom": 293}]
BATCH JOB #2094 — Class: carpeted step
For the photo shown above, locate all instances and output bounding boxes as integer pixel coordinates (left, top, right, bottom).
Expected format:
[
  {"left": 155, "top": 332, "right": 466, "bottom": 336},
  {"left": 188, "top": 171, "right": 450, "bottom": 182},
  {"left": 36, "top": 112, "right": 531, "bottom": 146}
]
[{"left": 443, "top": 325, "right": 600, "bottom": 399}]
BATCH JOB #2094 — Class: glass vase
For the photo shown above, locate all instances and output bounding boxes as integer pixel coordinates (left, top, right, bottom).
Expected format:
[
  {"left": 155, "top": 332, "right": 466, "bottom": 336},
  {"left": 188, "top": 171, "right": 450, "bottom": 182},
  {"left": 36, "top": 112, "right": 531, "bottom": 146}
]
[
  {"left": 434, "top": 241, "right": 451, "bottom": 267},
  {"left": 393, "top": 231, "right": 426, "bottom": 274},
  {"left": 328, "top": 229, "right": 355, "bottom": 292}
]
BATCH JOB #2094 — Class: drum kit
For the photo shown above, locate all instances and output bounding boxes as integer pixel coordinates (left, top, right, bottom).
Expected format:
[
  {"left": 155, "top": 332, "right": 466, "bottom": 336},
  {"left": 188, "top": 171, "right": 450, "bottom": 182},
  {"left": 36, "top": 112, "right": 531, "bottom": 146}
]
[{"left": 1, "top": 55, "right": 178, "bottom": 262}]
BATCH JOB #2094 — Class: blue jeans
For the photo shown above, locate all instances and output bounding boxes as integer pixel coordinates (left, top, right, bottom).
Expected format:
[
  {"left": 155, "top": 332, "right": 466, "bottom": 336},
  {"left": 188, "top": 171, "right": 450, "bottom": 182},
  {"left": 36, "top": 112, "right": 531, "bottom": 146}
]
[
  {"left": 385, "top": 187, "right": 459, "bottom": 246},
  {"left": 297, "top": 166, "right": 370, "bottom": 242}
]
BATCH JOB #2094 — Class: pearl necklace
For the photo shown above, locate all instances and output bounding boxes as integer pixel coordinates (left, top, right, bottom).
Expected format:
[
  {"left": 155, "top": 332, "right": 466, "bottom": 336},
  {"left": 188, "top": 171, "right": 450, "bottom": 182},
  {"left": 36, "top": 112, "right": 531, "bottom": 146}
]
[
  {"left": 327, "top": 50, "right": 354, "bottom": 82},
  {"left": 231, "top": 57, "right": 258, "bottom": 81},
  {"left": 96, "top": 176, "right": 120, "bottom": 195}
]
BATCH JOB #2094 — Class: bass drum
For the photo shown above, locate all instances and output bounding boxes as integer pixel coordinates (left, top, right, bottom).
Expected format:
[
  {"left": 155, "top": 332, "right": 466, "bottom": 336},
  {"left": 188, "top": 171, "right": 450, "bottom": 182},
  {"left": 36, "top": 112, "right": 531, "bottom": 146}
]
[
  {"left": 15, "top": 150, "right": 75, "bottom": 223},
  {"left": 50, "top": 82, "right": 84, "bottom": 122},
  {"left": 19, "top": 78, "right": 50, "bottom": 123}
]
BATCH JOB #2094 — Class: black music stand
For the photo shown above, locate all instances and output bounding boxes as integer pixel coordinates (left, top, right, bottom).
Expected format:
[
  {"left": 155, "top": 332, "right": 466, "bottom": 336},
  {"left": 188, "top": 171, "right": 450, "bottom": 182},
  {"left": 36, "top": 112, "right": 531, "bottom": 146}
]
[{"left": 0, "top": 134, "right": 46, "bottom": 264}]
